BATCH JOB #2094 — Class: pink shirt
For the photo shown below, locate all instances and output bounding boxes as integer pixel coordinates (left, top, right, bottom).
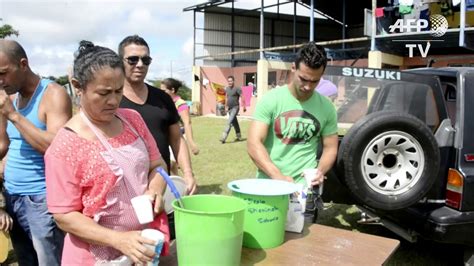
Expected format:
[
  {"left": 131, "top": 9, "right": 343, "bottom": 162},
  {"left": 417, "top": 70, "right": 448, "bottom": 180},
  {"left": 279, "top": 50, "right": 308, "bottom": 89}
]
[
  {"left": 45, "top": 108, "right": 160, "bottom": 265},
  {"left": 173, "top": 95, "right": 189, "bottom": 113}
]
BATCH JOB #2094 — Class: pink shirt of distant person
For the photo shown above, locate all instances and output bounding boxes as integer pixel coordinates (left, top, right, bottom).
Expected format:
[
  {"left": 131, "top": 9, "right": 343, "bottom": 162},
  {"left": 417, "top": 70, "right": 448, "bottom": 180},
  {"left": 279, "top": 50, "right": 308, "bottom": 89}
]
[
  {"left": 45, "top": 109, "right": 161, "bottom": 264},
  {"left": 173, "top": 95, "right": 188, "bottom": 113},
  {"left": 315, "top": 78, "right": 337, "bottom": 97}
]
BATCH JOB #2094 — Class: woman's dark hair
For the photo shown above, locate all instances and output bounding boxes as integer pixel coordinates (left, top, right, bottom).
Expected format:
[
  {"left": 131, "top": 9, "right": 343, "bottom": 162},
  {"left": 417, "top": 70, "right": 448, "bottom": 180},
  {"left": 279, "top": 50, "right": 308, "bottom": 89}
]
[
  {"left": 73, "top": 40, "right": 124, "bottom": 88},
  {"left": 161, "top": 78, "right": 183, "bottom": 94},
  {"left": 294, "top": 42, "right": 327, "bottom": 70}
]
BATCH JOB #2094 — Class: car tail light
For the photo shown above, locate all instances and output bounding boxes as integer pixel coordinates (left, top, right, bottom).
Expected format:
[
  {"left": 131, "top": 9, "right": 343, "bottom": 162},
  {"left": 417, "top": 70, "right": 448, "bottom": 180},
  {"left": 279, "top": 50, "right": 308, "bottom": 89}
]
[
  {"left": 465, "top": 154, "right": 474, "bottom": 162},
  {"left": 446, "top": 168, "right": 464, "bottom": 209}
]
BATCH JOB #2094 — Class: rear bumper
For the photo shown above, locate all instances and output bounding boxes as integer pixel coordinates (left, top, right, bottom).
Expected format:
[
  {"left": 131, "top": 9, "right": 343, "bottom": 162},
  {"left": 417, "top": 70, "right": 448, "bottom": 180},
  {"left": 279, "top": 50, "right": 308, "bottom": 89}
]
[
  {"left": 359, "top": 205, "right": 474, "bottom": 246},
  {"left": 425, "top": 206, "right": 474, "bottom": 246}
]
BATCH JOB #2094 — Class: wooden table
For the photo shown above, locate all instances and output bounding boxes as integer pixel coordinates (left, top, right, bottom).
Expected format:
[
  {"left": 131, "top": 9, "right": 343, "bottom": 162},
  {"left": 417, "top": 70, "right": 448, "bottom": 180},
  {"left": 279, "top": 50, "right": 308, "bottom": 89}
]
[{"left": 160, "top": 224, "right": 400, "bottom": 265}]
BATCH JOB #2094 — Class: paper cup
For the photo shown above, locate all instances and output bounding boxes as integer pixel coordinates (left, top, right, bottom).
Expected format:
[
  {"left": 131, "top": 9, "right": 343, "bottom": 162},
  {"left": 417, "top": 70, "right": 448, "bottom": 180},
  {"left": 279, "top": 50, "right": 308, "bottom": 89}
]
[
  {"left": 141, "top": 229, "right": 165, "bottom": 266},
  {"left": 131, "top": 195, "right": 154, "bottom": 224},
  {"left": 302, "top": 168, "right": 319, "bottom": 188}
]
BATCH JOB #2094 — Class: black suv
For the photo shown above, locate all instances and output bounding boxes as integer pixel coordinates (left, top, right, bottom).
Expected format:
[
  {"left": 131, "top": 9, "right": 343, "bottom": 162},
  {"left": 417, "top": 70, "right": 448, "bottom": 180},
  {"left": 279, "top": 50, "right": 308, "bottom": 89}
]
[{"left": 321, "top": 66, "right": 474, "bottom": 263}]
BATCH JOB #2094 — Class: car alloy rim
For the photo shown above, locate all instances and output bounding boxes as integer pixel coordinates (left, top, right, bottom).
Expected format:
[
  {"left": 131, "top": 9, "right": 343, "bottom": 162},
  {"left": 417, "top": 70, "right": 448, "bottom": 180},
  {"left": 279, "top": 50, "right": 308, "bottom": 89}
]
[{"left": 360, "top": 130, "right": 425, "bottom": 196}]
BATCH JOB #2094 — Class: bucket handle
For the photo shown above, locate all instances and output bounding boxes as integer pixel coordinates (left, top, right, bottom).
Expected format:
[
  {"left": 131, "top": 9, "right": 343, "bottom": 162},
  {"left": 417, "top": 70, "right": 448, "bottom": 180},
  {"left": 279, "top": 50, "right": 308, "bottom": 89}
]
[{"left": 230, "top": 184, "right": 240, "bottom": 191}]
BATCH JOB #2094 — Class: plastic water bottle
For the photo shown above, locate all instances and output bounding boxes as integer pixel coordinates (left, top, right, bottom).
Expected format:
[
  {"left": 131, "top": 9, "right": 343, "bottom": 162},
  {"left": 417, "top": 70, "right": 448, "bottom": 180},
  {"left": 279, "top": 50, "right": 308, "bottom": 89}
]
[{"left": 141, "top": 229, "right": 165, "bottom": 266}]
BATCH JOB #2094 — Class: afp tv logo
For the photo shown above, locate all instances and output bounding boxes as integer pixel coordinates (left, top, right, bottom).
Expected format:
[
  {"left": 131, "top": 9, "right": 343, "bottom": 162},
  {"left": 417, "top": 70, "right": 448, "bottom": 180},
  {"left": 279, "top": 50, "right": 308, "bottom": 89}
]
[{"left": 389, "top": 14, "right": 448, "bottom": 58}]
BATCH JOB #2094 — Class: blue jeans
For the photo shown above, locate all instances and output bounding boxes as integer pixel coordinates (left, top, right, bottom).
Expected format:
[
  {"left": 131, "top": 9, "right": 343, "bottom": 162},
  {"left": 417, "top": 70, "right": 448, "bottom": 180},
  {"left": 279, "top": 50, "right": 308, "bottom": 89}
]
[
  {"left": 221, "top": 106, "right": 241, "bottom": 141},
  {"left": 5, "top": 193, "right": 64, "bottom": 266}
]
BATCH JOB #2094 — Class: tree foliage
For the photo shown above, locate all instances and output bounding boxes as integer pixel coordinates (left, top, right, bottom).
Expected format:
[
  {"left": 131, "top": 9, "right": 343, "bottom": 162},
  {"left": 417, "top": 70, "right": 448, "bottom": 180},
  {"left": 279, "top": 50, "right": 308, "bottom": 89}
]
[
  {"left": 55, "top": 75, "right": 70, "bottom": 86},
  {"left": 45, "top": 75, "right": 70, "bottom": 86},
  {"left": 0, "top": 19, "right": 19, "bottom": 39},
  {"left": 149, "top": 79, "right": 192, "bottom": 101}
]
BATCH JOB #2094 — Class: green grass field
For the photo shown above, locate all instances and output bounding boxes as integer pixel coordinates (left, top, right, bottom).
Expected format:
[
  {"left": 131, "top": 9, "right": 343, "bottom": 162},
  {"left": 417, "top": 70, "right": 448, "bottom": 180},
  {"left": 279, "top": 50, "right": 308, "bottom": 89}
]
[{"left": 2, "top": 116, "right": 464, "bottom": 265}]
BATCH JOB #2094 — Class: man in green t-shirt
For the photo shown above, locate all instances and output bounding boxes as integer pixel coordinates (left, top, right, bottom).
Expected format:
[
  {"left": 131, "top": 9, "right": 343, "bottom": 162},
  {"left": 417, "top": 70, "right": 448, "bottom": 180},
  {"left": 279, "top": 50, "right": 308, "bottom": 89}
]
[{"left": 247, "top": 42, "right": 338, "bottom": 188}]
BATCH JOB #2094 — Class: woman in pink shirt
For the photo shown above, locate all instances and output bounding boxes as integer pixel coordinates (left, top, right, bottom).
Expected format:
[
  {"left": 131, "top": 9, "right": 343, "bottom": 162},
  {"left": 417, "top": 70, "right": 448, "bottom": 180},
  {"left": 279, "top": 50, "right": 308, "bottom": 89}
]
[
  {"left": 161, "top": 78, "right": 199, "bottom": 155},
  {"left": 161, "top": 78, "right": 199, "bottom": 174},
  {"left": 45, "top": 41, "right": 169, "bottom": 265}
]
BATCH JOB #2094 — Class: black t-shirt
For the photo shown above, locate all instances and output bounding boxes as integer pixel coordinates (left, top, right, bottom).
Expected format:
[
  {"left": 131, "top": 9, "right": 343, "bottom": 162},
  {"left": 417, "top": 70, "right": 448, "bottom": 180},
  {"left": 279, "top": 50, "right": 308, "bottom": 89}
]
[{"left": 120, "top": 84, "right": 180, "bottom": 170}]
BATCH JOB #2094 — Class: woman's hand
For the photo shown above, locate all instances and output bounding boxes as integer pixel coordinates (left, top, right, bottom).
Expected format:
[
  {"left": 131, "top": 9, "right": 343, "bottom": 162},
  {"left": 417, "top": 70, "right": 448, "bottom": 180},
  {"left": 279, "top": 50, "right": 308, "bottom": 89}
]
[
  {"left": 111, "top": 231, "right": 156, "bottom": 264},
  {"left": 183, "top": 172, "right": 197, "bottom": 195},
  {"left": 145, "top": 190, "right": 164, "bottom": 214},
  {"left": 190, "top": 142, "right": 200, "bottom": 155}
]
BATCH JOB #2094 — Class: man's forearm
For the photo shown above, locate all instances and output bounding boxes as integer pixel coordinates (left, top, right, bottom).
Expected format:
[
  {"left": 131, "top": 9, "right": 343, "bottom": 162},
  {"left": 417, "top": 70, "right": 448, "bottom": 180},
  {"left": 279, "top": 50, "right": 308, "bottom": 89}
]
[
  {"left": 317, "top": 152, "right": 337, "bottom": 176},
  {"left": 318, "top": 135, "right": 339, "bottom": 175},
  {"left": 8, "top": 112, "right": 55, "bottom": 154},
  {"left": 248, "top": 143, "right": 291, "bottom": 182}
]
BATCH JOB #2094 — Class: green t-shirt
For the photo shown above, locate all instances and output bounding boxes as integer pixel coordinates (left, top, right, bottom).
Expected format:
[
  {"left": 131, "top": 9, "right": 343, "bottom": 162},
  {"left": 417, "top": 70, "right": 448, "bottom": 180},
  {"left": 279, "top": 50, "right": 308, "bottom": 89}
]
[{"left": 253, "top": 85, "right": 338, "bottom": 184}]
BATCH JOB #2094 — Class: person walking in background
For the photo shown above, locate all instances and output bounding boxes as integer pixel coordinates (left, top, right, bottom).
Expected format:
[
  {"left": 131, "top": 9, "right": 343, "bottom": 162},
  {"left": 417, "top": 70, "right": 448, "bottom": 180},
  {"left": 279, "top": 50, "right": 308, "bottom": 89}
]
[
  {"left": 45, "top": 41, "right": 169, "bottom": 265},
  {"left": 0, "top": 39, "right": 71, "bottom": 265},
  {"left": 247, "top": 42, "right": 338, "bottom": 189},
  {"left": 161, "top": 78, "right": 199, "bottom": 175},
  {"left": 161, "top": 78, "right": 199, "bottom": 156},
  {"left": 220, "top": 75, "right": 246, "bottom": 144}
]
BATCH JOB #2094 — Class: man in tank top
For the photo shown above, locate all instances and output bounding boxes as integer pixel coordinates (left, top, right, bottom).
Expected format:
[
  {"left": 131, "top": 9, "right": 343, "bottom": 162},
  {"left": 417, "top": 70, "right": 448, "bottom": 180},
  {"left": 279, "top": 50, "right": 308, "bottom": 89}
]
[{"left": 0, "top": 39, "right": 72, "bottom": 265}]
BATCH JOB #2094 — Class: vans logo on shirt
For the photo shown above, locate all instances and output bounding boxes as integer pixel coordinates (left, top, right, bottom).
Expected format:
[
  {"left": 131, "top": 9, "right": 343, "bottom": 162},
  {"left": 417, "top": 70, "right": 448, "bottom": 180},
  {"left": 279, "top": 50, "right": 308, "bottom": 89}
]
[{"left": 274, "top": 110, "right": 320, "bottom": 144}]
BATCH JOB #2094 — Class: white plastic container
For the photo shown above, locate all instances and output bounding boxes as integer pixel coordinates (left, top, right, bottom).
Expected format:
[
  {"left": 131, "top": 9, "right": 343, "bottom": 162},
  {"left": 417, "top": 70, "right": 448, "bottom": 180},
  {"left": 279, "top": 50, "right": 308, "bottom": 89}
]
[{"left": 141, "top": 229, "right": 165, "bottom": 266}]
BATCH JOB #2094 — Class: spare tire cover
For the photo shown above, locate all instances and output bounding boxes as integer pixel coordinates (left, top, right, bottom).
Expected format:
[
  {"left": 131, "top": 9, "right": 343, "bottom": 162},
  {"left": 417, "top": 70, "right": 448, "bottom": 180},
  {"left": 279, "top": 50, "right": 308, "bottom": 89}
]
[{"left": 339, "top": 111, "right": 440, "bottom": 210}]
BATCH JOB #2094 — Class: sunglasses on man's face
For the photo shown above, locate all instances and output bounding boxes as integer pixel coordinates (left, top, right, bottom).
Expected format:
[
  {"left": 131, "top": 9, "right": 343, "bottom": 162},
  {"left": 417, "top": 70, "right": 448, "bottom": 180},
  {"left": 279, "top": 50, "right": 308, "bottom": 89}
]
[{"left": 124, "top": 56, "right": 152, "bottom": 66}]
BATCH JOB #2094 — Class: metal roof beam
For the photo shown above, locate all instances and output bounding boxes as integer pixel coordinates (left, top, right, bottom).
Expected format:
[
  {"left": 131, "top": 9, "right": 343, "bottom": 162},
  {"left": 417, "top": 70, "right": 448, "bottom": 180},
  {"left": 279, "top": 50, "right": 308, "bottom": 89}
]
[
  {"left": 299, "top": 1, "right": 346, "bottom": 26},
  {"left": 183, "top": 0, "right": 230, "bottom": 12},
  {"left": 240, "top": 0, "right": 294, "bottom": 14}
]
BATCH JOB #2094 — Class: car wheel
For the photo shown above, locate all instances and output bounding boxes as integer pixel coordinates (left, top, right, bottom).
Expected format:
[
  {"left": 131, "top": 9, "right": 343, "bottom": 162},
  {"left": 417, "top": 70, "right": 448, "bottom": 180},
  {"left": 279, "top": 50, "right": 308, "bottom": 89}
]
[{"left": 340, "top": 111, "right": 440, "bottom": 210}]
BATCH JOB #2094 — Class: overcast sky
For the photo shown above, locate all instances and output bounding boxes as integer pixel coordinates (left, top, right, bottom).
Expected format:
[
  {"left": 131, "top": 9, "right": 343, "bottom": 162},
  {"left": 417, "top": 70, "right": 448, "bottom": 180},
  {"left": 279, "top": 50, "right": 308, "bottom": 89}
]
[
  {"left": 1, "top": 0, "right": 198, "bottom": 84},
  {"left": 0, "top": 0, "right": 321, "bottom": 85}
]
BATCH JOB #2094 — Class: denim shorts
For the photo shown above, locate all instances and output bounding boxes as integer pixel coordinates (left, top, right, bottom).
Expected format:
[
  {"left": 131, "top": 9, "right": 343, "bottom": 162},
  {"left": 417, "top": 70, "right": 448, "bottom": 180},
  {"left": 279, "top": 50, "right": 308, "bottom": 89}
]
[{"left": 5, "top": 193, "right": 64, "bottom": 266}]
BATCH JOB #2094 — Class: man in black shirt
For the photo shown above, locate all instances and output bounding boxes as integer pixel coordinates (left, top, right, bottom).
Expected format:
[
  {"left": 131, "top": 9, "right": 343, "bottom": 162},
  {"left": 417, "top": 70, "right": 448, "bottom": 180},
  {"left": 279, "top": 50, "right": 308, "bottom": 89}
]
[{"left": 118, "top": 35, "right": 196, "bottom": 195}]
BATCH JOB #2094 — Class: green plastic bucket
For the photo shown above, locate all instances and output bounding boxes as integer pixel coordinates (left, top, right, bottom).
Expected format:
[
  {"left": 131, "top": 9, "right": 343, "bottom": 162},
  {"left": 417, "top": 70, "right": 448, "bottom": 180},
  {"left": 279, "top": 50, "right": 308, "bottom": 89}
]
[
  {"left": 228, "top": 179, "right": 298, "bottom": 249},
  {"left": 172, "top": 194, "right": 247, "bottom": 266}
]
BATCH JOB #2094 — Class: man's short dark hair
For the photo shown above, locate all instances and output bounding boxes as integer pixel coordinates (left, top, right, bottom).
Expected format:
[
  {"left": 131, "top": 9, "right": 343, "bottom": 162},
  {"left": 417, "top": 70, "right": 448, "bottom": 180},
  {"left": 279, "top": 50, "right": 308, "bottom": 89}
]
[
  {"left": 227, "top": 75, "right": 235, "bottom": 81},
  {"left": 118, "top": 35, "right": 150, "bottom": 58},
  {"left": 295, "top": 42, "right": 327, "bottom": 70}
]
